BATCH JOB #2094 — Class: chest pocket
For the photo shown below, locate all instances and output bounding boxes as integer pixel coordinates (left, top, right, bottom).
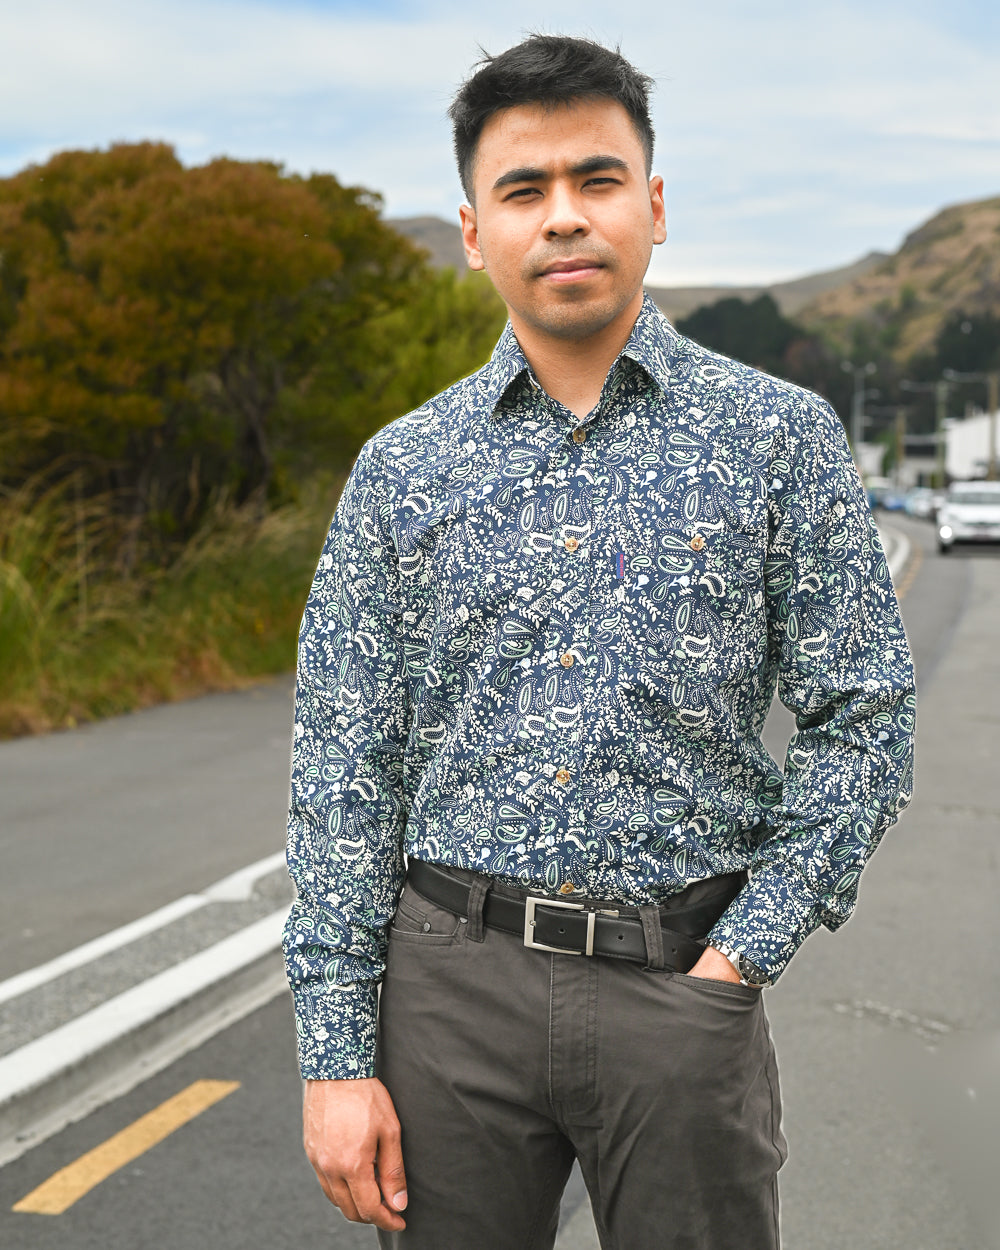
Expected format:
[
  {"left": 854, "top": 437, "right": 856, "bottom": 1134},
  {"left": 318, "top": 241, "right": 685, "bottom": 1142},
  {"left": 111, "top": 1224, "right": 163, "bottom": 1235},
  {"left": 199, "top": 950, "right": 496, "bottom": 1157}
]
[{"left": 638, "top": 526, "right": 767, "bottom": 682}]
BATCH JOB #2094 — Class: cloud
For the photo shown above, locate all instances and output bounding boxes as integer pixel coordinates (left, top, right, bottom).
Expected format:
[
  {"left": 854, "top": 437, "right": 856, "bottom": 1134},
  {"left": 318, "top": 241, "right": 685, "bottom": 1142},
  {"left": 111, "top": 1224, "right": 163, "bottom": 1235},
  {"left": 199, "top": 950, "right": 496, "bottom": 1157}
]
[{"left": 1, "top": 0, "right": 997, "bottom": 284}]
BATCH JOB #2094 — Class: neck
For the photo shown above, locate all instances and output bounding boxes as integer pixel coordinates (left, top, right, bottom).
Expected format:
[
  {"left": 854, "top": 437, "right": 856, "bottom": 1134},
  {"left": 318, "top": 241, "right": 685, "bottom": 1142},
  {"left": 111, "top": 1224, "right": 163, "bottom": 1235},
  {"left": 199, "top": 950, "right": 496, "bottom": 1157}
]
[{"left": 510, "top": 291, "right": 644, "bottom": 420}]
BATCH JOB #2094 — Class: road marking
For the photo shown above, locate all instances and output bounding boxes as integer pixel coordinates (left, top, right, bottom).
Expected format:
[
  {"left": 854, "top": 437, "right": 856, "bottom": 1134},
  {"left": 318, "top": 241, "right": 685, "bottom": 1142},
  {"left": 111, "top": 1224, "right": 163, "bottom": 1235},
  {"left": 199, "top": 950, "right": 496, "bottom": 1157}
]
[
  {"left": 11, "top": 1079, "right": 240, "bottom": 1215},
  {"left": 0, "top": 850, "right": 285, "bottom": 1007},
  {"left": 895, "top": 541, "right": 923, "bottom": 601},
  {"left": 0, "top": 910, "right": 284, "bottom": 1114}
]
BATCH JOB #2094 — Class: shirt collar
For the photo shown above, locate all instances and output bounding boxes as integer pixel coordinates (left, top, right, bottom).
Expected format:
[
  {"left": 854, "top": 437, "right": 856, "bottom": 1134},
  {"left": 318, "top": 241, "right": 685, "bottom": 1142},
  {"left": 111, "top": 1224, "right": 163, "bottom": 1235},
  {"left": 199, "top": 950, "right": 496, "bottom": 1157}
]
[
  {"left": 479, "top": 321, "right": 533, "bottom": 418},
  {"left": 619, "top": 292, "right": 679, "bottom": 397},
  {"left": 481, "top": 291, "right": 679, "bottom": 419}
]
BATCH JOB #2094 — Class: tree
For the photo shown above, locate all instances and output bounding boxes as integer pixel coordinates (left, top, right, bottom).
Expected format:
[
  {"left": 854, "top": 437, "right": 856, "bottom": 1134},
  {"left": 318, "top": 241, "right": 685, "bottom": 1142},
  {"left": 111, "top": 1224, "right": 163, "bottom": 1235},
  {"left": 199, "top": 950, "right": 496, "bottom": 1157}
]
[
  {"left": 676, "top": 293, "right": 854, "bottom": 426},
  {"left": 0, "top": 144, "right": 504, "bottom": 557}
]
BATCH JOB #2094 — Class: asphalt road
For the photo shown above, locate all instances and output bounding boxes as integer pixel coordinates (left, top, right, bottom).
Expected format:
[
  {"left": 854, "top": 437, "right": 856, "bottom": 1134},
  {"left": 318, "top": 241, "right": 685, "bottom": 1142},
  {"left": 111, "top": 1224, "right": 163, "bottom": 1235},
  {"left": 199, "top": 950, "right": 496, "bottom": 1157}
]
[
  {"left": 3, "top": 514, "right": 1000, "bottom": 1250},
  {"left": 0, "top": 677, "right": 295, "bottom": 980}
]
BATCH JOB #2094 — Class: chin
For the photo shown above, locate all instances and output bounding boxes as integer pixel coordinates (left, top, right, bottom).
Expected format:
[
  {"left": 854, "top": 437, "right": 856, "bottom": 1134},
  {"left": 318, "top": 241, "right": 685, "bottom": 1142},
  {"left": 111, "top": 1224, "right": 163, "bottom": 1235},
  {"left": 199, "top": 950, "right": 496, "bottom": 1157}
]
[{"left": 529, "top": 295, "right": 632, "bottom": 341}]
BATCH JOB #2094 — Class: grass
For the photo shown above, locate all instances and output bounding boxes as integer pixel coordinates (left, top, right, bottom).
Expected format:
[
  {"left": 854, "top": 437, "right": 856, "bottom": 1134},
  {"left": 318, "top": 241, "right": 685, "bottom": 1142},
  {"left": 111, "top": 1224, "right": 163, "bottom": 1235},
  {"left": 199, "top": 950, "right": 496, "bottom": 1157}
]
[{"left": 0, "top": 475, "right": 343, "bottom": 739}]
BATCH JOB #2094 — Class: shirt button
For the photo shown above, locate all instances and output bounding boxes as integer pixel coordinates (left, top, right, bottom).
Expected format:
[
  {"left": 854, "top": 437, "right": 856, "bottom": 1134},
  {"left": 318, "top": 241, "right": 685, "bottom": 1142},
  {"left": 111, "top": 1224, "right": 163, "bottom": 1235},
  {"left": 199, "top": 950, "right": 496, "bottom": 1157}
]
[
  {"left": 564, "top": 536, "right": 579, "bottom": 552},
  {"left": 560, "top": 652, "right": 575, "bottom": 667},
  {"left": 689, "top": 534, "right": 706, "bottom": 552},
  {"left": 555, "top": 768, "right": 571, "bottom": 785},
  {"left": 572, "top": 428, "right": 587, "bottom": 444},
  {"left": 558, "top": 881, "right": 577, "bottom": 895}
]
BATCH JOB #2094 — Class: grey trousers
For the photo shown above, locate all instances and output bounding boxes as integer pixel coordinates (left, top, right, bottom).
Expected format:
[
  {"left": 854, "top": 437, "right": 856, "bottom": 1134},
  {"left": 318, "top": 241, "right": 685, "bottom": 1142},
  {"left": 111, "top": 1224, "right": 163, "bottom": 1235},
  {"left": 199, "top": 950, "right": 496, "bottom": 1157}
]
[{"left": 375, "top": 870, "right": 786, "bottom": 1250}]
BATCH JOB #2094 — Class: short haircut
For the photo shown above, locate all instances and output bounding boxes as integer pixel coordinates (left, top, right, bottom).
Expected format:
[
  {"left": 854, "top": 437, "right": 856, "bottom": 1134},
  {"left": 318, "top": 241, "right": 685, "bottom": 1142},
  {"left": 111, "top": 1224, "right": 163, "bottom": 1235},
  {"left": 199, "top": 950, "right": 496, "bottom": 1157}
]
[{"left": 449, "top": 34, "right": 655, "bottom": 201}]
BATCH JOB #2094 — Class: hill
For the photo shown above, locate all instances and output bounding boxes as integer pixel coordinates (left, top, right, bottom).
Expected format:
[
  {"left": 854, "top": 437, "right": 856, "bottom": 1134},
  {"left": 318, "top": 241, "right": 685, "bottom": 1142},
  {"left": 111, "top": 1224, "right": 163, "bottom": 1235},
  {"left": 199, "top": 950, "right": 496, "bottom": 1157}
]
[
  {"left": 645, "top": 252, "right": 888, "bottom": 321},
  {"left": 386, "top": 214, "right": 887, "bottom": 319},
  {"left": 797, "top": 195, "right": 1000, "bottom": 361},
  {"left": 388, "top": 215, "right": 469, "bottom": 272},
  {"left": 389, "top": 198, "right": 1000, "bottom": 368}
]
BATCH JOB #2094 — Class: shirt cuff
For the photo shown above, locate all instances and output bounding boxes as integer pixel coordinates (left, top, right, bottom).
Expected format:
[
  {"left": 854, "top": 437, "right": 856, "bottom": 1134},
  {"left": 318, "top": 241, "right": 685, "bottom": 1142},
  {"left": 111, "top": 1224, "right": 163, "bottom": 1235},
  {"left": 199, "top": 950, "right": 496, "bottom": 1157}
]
[
  {"left": 706, "top": 862, "right": 826, "bottom": 983},
  {"left": 292, "top": 982, "right": 379, "bottom": 1080}
]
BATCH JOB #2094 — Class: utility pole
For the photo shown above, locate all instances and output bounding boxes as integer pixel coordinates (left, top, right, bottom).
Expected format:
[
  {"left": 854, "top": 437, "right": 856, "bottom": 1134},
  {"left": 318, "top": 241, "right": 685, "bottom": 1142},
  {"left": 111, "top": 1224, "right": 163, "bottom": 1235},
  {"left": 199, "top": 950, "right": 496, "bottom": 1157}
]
[
  {"left": 842, "top": 360, "right": 878, "bottom": 458},
  {"left": 901, "top": 378, "right": 952, "bottom": 488},
  {"left": 943, "top": 368, "right": 1000, "bottom": 480},
  {"left": 935, "top": 380, "right": 948, "bottom": 486},
  {"left": 895, "top": 407, "right": 906, "bottom": 490}
]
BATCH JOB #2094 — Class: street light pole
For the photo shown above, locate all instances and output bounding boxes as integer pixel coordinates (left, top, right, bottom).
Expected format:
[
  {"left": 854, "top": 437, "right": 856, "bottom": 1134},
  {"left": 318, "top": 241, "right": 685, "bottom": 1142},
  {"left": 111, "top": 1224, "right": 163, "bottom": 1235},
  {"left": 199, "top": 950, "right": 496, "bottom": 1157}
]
[
  {"left": 841, "top": 360, "right": 877, "bottom": 460},
  {"left": 943, "top": 367, "right": 1000, "bottom": 480}
]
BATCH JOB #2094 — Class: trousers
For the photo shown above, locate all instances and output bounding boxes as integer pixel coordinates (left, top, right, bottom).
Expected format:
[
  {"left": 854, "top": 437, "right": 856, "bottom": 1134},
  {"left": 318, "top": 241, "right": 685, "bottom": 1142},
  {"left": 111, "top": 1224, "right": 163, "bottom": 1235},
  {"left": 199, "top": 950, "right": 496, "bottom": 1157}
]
[{"left": 375, "top": 867, "right": 787, "bottom": 1250}]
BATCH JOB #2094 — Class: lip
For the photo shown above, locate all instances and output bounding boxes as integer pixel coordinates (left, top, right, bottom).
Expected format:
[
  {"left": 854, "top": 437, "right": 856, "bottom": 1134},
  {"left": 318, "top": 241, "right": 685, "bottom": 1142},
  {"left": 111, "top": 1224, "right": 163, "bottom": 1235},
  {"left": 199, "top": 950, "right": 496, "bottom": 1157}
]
[{"left": 538, "top": 258, "right": 604, "bottom": 282}]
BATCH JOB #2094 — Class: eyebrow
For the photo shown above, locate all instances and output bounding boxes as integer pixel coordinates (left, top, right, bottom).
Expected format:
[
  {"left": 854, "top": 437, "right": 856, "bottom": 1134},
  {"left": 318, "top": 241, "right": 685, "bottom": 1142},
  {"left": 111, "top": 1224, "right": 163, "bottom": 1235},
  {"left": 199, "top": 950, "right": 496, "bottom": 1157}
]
[{"left": 491, "top": 154, "right": 630, "bottom": 192}]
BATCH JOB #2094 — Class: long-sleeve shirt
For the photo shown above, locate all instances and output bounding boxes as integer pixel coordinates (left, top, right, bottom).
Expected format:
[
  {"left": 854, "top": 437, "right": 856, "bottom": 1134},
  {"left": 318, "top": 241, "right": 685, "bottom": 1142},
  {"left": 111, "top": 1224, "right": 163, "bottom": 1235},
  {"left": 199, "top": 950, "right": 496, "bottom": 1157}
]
[{"left": 283, "top": 294, "right": 916, "bottom": 1080}]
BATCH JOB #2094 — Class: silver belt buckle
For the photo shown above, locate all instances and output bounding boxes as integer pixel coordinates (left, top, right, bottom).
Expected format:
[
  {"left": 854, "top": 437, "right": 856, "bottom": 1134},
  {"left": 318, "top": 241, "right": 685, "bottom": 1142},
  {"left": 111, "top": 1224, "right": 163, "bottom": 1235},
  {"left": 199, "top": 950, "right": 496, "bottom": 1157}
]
[{"left": 523, "top": 896, "right": 618, "bottom": 956}]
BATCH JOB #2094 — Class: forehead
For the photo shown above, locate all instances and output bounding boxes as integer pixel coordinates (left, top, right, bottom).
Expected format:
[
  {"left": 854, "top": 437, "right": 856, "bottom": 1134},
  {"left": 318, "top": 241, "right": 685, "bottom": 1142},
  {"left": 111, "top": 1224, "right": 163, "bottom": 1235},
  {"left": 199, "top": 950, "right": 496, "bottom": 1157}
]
[{"left": 473, "top": 98, "right": 643, "bottom": 184}]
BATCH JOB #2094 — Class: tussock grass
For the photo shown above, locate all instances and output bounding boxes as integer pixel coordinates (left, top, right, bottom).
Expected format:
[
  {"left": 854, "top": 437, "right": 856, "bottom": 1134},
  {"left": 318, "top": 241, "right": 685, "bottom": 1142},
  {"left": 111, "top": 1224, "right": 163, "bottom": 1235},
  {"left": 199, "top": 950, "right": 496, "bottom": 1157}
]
[{"left": 0, "top": 476, "right": 342, "bottom": 738}]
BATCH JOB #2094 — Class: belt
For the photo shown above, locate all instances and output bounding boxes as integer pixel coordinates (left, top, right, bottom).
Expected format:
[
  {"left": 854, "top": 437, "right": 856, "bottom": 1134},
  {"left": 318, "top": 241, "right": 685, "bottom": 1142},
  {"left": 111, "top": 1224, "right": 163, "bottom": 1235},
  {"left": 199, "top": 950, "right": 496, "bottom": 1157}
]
[{"left": 406, "top": 859, "right": 745, "bottom": 972}]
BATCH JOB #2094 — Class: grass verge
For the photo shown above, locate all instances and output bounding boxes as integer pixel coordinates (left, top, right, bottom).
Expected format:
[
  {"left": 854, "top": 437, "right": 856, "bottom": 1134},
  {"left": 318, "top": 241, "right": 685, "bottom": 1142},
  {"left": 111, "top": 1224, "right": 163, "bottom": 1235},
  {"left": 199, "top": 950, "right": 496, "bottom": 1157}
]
[{"left": 0, "top": 477, "right": 342, "bottom": 739}]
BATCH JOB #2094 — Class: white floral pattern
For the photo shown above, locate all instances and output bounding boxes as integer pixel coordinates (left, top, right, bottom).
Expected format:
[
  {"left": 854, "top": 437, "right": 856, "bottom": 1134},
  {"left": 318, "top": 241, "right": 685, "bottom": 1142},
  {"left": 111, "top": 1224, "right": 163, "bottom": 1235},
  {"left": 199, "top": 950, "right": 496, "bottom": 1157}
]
[{"left": 283, "top": 296, "right": 916, "bottom": 1079}]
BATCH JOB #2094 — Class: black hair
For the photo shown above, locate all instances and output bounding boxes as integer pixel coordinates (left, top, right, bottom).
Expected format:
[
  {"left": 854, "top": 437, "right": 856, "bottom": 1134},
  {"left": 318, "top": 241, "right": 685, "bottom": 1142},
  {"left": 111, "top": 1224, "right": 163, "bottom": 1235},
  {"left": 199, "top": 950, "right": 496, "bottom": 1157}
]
[{"left": 449, "top": 34, "right": 655, "bottom": 201}]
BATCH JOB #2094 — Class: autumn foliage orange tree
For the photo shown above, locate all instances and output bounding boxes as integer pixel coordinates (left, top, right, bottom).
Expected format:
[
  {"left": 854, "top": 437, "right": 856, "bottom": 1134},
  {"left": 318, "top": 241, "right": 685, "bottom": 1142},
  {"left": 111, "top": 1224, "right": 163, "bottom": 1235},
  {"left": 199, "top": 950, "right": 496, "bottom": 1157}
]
[
  {"left": 0, "top": 143, "right": 505, "bottom": 733},
  {"left": 0, "top": 141, "right": 502, "bottom": 545}
]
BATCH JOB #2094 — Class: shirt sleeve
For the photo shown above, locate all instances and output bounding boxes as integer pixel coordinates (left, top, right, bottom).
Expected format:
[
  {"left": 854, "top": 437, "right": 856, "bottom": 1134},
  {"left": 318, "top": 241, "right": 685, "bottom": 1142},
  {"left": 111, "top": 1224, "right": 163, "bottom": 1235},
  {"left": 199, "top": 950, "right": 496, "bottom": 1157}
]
[
  {"left": 706, "top": 394, "right": 916, "bottom": 981},
  {"left": 282, "top": 440, "right": 411, "bottom": 1079}
]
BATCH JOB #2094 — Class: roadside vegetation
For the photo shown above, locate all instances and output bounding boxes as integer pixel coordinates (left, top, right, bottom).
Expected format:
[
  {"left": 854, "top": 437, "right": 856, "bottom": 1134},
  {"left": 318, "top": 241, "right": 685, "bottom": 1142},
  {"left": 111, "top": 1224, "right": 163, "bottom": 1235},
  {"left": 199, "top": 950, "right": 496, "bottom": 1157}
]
[{"left": 0, "top": 143, "right": 505, "bottom": 737}]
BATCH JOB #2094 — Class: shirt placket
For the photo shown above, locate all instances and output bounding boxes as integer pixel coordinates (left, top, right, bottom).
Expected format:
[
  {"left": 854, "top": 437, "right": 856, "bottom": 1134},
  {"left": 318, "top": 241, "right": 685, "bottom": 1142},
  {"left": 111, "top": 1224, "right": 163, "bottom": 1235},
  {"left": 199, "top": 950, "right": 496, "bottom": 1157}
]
[{"left": 539, "top": 374, "right": 625, "bottom": 895}]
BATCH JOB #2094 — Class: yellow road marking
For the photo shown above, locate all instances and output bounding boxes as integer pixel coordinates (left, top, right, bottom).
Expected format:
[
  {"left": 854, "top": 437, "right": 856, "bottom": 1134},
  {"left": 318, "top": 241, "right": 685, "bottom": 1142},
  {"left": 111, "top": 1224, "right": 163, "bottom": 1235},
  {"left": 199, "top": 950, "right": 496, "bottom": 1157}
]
[
  {"left": 12, "top": 1079, "right": 240, "bottom": 1216},
  {"left": 895, "top": 540, "right": 923, "bottom": 601}
]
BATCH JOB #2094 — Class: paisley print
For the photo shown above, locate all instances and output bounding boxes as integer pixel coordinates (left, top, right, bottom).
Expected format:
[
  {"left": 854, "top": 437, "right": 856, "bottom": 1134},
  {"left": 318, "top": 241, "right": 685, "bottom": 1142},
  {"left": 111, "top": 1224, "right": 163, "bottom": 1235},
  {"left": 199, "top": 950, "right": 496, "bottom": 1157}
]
[{"left": 283, "top": 296, "right": 916, "bottom": 1079}]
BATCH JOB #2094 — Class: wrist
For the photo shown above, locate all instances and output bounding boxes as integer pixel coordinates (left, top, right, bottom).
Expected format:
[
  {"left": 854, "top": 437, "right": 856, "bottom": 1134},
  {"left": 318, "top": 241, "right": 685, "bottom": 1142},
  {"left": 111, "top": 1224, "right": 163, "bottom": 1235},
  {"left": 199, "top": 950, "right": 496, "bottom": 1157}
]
[{"left": 708, "top": 942, "right": 770, "bottom": 988}]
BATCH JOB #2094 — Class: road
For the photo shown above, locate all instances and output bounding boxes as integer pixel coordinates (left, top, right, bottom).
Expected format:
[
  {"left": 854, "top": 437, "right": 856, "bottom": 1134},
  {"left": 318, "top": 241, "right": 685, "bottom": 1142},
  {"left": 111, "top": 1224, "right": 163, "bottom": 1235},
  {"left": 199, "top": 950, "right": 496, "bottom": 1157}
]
[
  {"left": 2, "top": 514, "right": 999, "bottom": 1249},
  {"left": 0, "top": 678, "right": 295, "bottom": 980}
]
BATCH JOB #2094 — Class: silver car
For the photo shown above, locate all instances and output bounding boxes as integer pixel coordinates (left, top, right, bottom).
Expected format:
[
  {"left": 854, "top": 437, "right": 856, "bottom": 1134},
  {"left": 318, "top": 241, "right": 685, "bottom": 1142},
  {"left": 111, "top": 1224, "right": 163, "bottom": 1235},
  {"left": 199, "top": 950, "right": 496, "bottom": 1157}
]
[{"left": 937, "top": 481, "right": 1000, "bottom": 553}]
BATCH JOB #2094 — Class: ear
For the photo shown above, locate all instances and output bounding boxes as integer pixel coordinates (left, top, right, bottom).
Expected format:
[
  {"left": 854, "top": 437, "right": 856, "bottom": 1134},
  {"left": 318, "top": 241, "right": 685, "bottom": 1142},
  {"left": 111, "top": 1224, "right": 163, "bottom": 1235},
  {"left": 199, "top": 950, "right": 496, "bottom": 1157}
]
[
  {"left": 648, "top": 175, "right": 667, "bottom": 246},
  {"left": 459, "top": 202, "right": 486, "bottom": 271}
]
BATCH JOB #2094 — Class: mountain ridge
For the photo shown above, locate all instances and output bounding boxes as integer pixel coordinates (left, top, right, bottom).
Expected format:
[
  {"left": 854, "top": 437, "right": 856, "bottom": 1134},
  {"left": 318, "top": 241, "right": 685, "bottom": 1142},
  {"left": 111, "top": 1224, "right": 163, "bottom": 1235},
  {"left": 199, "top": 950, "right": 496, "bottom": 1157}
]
[{"left": 388, "top": 195, "right": 1000, "bottom": 364}]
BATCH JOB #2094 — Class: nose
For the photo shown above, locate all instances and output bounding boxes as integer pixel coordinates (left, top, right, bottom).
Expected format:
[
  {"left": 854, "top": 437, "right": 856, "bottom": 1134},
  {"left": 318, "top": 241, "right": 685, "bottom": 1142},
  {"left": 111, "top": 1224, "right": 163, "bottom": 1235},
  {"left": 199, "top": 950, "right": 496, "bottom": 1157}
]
[{"left": 541, "top": 183, "right": 589, "bottom": 238}]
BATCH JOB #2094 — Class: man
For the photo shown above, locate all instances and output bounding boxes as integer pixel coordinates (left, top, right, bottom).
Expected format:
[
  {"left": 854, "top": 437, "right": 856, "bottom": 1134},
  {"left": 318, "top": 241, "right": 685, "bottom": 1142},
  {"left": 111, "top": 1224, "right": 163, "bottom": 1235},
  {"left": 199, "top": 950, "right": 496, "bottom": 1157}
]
[{"left": 283, "top": 34, "right": 915, "bottom": 1249}]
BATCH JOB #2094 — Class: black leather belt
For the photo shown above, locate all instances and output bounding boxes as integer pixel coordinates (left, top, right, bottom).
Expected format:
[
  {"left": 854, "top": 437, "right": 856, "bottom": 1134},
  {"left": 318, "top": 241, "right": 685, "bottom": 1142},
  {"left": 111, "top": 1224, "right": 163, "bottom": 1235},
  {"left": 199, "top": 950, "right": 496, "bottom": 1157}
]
[{"left": 406, "top": 859, "right": 746, "bottom": 972}]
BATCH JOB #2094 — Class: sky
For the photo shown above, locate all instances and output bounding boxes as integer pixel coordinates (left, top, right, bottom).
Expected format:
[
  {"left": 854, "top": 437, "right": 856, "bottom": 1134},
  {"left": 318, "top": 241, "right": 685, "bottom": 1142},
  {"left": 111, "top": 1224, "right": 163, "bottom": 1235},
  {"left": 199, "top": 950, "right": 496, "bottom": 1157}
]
[{"left": 1, "top": 0, "right": 998, "bottom": 286}]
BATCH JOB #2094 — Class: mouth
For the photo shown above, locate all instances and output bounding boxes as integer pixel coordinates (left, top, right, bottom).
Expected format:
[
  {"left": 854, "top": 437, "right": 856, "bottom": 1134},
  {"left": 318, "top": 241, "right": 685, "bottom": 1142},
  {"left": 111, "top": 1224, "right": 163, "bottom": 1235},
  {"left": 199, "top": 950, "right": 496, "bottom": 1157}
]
[{"left": 537, "top": 258, "right": 605, "bottom": 283}]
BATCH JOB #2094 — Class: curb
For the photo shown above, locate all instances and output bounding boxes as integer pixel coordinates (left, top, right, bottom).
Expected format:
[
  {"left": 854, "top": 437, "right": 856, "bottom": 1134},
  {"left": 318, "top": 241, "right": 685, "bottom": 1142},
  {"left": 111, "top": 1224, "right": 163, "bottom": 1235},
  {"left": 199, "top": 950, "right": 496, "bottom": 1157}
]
[
  {"left": 0, "top": 911, "right": 288, "bottom": 1167},
  {"left": 879, "top": 523, "right": 911, "bottom": 586}
]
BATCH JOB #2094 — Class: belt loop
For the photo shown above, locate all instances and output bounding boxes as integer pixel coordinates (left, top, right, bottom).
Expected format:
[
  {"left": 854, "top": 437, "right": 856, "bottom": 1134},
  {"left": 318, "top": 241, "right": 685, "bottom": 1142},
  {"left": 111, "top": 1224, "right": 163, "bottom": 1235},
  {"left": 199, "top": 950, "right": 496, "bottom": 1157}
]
[
  {"left": 639, "top": 905, "right": 665, "bottom": 970},
  {"left": 465, "top": 876, "right": 490, "bottom": 943}
]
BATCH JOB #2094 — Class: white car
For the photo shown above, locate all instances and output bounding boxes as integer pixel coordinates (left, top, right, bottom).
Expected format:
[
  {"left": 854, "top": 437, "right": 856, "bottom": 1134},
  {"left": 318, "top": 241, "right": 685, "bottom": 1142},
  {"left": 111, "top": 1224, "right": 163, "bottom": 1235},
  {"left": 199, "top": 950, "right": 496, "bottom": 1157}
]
[{"left": 937, "top": 481, "right": 1000, "bottom": 553}]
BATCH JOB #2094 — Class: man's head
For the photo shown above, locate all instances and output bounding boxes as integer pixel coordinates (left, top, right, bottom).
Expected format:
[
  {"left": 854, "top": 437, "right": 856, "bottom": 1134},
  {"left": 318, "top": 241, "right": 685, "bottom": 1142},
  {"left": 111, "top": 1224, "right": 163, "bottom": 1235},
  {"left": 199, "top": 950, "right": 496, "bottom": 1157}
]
[
  {"left": 451, "top": 35, "right": 666, "bottom": 349},
  {"left": 449, "top": 34, "right": 655, "bottom": 204}
]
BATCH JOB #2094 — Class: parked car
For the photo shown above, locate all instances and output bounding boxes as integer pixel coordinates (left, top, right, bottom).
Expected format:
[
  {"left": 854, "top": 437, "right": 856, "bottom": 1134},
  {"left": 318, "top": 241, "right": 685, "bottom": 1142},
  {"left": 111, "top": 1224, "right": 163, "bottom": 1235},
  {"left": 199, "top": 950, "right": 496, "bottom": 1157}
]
[
  {"left": 904, "top": 487, "right": 936, "bottom": 520},
  {"left": 867, "top": 479, "right": 908, "bottom": 512},
  {"left": 937, "top": 481, "right": 1000, "bottom": 553}
]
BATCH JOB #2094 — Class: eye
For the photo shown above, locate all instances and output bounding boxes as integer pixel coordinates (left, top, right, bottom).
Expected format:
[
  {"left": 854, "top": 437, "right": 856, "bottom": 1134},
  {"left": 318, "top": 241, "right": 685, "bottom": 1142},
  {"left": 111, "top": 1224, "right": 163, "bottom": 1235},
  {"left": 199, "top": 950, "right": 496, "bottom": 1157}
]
[{"left": 504, "top": 186, "right": 540, "bottom": 201}]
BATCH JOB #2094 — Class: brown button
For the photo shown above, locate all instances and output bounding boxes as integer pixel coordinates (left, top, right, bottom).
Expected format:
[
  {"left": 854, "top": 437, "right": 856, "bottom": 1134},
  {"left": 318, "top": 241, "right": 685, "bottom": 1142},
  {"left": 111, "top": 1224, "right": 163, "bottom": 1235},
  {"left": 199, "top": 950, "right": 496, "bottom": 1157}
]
[
  {"left": 564, "top": 536, "right": 579, "bottom": 552},
  {"left": 689, "top": 533, "right": 706, "bottom": 552},
  {"left": 560, "top": 652, "right": 575, "bottom": 668},
  {"left": 555, "top": 768, "right": 571, "bottom": 785},
  {"left": 572, "top": 428, "right": 587, "bottom": 444},
  {"left": 559, "top": 881, "right": 577, "bottom": 895}
]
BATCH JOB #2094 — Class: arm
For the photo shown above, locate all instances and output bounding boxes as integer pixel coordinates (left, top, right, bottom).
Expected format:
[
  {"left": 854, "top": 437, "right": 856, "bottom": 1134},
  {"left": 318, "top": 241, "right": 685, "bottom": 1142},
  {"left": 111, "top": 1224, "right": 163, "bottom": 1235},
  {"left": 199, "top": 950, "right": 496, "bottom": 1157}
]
[
  {"left": 281, "top": 441, "right": 412, "bottom": 1224},
  {"left": 706, "top": 395, "right": 916, "bottom": 982}
]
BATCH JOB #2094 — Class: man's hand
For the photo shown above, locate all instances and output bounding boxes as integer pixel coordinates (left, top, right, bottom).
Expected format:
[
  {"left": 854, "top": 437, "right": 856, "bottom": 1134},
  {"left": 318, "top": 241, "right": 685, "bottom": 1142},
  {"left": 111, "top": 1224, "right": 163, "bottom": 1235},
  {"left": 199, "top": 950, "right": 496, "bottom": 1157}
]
[
  {"left": 303, "top": 1076, "right": 408, "bottom": 1232},
  {"left": 687, "top": 944, "right": 744, "bottom": 984}
]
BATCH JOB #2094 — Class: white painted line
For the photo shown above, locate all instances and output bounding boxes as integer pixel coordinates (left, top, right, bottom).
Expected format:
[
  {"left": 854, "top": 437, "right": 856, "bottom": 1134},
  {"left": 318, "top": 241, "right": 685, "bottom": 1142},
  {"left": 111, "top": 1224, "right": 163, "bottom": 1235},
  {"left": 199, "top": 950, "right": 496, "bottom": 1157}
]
[
  {"left": 879, "top": 524, "right": 911, "bottom": 586},
  {"left": 0, "top": 850, "right": 287, "bottom": 1007},
  {"left": 0, "top": 909, "right": 287, "bottom": 1114},
  {"left": 201, "top": 850, "right": 286, "bottom": 902}
]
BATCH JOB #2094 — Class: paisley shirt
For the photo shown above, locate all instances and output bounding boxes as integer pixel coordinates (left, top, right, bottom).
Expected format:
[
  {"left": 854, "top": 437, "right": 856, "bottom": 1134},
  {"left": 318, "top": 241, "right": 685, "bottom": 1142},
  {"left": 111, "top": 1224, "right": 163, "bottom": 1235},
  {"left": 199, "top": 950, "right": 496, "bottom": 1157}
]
[{"left": 283, "top": 294, "right": 916, "bottom": 1080}]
